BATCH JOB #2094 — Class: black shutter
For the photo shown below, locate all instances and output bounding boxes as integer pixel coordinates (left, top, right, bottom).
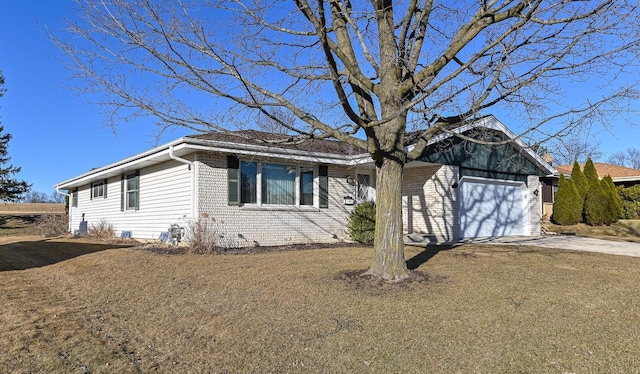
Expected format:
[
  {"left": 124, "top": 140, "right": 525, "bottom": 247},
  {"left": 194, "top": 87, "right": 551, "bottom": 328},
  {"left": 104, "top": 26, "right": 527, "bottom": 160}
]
[
  {"left": 319, "top": 165, "right": 328, "bottom": 208},
  {"left": 103, "top": 179, "right": 108, "bottom": 198},
  {"left": 228, "top": 155, "right": 240, "bottom": 206}
]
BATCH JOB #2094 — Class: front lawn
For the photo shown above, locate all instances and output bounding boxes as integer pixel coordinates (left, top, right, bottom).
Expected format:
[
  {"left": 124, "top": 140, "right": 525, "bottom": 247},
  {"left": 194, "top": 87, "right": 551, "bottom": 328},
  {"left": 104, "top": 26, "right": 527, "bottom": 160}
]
[
  {"left": 547, "top": 219, "right": 640, "bottom": 243},
  {"left": 1, "top": 237, "right": 640, "bottom": 373}
]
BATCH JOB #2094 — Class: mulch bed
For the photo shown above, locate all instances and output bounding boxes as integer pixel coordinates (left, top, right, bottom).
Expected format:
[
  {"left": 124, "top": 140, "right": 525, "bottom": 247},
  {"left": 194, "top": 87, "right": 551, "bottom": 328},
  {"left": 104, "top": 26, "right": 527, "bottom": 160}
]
[{"left": 134, "top": 241, "right": 367, "bottom": 255}]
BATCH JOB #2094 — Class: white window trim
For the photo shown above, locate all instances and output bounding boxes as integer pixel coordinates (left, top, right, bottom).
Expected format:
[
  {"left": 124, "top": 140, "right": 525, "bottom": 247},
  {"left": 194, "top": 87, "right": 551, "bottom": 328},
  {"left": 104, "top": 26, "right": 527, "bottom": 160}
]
[{"left": 238, "top": 161, "right": 320, "bottom": 209}]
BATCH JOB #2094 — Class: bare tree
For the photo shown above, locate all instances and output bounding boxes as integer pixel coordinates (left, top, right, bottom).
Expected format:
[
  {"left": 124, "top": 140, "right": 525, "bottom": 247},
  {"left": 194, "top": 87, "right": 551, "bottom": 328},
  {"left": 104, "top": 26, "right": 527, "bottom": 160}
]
[
  {"left": 56, "top": 1, "right": 640, "bottom": 281},
  {"left": 608, "top": 148, "right": 640, "bottom": 170},
  {"left": 546, "top": 130, "right": 603, "bottom": 165}
]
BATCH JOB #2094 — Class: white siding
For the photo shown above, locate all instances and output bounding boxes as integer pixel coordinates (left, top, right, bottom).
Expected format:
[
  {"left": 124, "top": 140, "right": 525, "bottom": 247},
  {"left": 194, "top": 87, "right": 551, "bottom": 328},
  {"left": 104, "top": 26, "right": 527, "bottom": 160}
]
[
  {"left": 194, "top": 152, "right": 356, "bottom": 247},
  {"left": 68, "top": 159, "right": 193, "bottom": 240}
]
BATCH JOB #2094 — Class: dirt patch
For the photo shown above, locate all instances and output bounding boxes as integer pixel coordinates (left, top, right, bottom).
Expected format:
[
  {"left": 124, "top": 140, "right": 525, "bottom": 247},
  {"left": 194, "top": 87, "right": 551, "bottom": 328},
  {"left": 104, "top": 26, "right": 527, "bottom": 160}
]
[{"left": 334, "top": 268, "right": 450, "bottom": 290}]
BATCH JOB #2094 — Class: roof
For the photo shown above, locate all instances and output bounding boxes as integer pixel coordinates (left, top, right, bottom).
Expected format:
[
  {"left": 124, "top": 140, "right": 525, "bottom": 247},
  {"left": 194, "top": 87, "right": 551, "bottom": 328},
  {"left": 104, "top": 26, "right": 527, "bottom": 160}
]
[
  {"left": 188, "top": 130, "right": 367, "bottom": 156},
  {"left": 55, "top": 115, "right": 555, "bottom": 190},
  {"left": 556, "top": 162, "right": 640, "bottom": 182}
]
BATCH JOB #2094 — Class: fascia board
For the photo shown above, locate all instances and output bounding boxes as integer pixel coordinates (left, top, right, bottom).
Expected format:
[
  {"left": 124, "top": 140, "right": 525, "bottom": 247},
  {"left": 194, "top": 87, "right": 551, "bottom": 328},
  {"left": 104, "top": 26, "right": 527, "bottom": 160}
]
[
  {"left": 55, "top": 137, "right": 375, "bottom": 190},
  {"left": 181, "top": 139, "right": 372, "bottom": 165},
  {"left": 55, "top": 138, "right": 187, "bottom": 190},
  {"left": 612, "top": 176, "right": 640, "bottom": 183}
]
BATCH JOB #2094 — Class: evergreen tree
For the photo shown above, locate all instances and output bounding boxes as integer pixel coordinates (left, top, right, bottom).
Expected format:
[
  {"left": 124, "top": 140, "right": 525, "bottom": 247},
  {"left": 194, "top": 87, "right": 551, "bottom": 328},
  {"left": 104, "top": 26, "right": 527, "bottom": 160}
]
[
  {"left": 0, "top": 73, "right": 30, "bottom": 202},
  {"left": 602, "top": 175, "right": 622, "bottom": 223},
  {"left": 584, "top": 178, "right": 609, "bottom": 226},
  {"left": 583, "top": 157, "right": 600, "bottom": 186},
  {"left": 552, "top": 175, "right": 582, "bottom": 225},
  {"left": 571, "top": 160, "right": 589, "bottom": 199}
]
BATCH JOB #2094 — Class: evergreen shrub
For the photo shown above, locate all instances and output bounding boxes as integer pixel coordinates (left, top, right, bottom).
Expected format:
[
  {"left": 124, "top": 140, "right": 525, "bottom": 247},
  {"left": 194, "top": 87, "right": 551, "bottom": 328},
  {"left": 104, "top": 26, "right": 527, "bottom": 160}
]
[
  {"left": 552, "top": 175, "right": 582, "bottom": 225},
  {"left": 602, "top": 175, "right": 622, "bottom": 223},
  {"left": 584, "top": 180, "right": 611, "bottom": 225},
  {"left": 347, "top": 201, "right": 376, "bottom": 244},
  {"left": 571, "top": 160, "right": 589, "bottom": 199},
  {"left": 617, "top": 185, "right": 640, "bottom": 219}
]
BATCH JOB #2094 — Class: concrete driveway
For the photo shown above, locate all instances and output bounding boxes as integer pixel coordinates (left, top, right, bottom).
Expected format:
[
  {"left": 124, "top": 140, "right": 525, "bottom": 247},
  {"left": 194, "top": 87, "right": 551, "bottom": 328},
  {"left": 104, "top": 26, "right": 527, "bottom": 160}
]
[{"left": 461, "top": 235, "right": 640, "bottom": 257}]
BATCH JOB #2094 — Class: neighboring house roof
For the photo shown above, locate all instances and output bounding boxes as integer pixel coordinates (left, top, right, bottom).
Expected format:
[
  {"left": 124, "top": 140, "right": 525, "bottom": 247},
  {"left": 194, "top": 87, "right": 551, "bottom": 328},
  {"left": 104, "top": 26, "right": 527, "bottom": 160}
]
[
  {"left": 55, "top": 115, "right": 555, "bottom": 190},
  {"left": 555, "top": 162, "right": 640, "bottom": 184}
]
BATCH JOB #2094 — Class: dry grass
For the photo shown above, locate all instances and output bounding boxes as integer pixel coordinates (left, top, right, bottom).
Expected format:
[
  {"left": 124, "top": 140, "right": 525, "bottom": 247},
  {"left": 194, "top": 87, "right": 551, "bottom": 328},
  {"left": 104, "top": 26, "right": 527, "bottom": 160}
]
[
  {"left": 2, "top": 237, "right": 640, "bottom": 373},
  {"left": 0, "top": 203, "right": 65, "bottom": 214},
  {"left": 548, "top": 219, "right": 640, "bottom": 243}
]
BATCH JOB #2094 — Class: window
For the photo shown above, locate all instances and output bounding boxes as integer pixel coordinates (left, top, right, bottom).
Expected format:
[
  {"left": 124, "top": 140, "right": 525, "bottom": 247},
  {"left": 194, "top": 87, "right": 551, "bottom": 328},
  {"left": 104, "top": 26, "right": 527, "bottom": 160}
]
[
  {"left": 241, "top": 161, "right": 257, "bottom": 204},
  {"left": 121, "top": 171, "right": 139, "bottom": 211},
  {"left": 71, "top": 189, "right": 78, "bottom": 207},
  {"left": 228, "top": 160, "right": 327, "bottom": 208},
  {"left": 91, "top": 180, "right": 107, "bottom": 199},
  {"left": 357, "top": 174, "right": 372, "bottom": 202},
  {"left": 262, "top": 163, "right": 295, "bottom": 205},
  {"left": 300, "top": 167, "right": 314, "bottom": 206}
]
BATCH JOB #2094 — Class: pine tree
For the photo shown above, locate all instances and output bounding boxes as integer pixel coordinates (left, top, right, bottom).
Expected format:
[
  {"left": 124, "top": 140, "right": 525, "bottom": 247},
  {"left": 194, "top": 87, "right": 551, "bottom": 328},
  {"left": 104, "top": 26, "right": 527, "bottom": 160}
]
[
  {"left": 571, "top": 160, "right": 589, "bottom": 199},
  {"left": 602, "top": 175, "right": 622, "bottom": 223},
  {"left": 0, "top": 73, "right": 30, "bottom": 202},
  {"left": 552, "top": 174, "right": 582, "bottom": 225},
  {"left": 583, "top": 158, "right": 599, "bottom": 187},
  {"left": 584, "top": 178, "right": 609, "bottom": 226}
]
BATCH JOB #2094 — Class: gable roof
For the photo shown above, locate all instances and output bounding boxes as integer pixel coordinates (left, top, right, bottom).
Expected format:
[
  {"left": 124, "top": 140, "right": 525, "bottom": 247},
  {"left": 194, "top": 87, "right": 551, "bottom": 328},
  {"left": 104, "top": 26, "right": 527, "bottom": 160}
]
[
  {"left": 556, "top": 162, "right": 640, "bottom": 183},
  {"left": 406, "top": 115, "right": 557, "bottom": 177}
]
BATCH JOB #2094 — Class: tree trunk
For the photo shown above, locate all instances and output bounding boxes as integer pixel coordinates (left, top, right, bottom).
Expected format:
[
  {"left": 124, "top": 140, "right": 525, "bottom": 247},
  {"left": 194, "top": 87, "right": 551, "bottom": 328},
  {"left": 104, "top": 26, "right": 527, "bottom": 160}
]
[{"left": 365, "top": 155, "right": 410, "bottom": 282}]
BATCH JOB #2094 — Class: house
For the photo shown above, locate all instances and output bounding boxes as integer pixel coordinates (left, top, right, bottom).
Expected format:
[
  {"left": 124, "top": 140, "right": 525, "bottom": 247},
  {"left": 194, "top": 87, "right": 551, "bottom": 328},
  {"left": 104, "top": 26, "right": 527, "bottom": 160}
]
[
  {"left": 555, "top": 162, "right": 640, "bottom": 188},
  {"left": 55, "top": 115, "right": 556, "bottom": 246}
]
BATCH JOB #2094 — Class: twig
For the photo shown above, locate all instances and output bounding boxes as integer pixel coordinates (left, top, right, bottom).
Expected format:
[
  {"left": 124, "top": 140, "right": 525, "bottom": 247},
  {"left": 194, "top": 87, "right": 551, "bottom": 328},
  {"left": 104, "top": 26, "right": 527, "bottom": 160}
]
[{"left": 506, "top": 296, "right": 527, "bottom": 311}]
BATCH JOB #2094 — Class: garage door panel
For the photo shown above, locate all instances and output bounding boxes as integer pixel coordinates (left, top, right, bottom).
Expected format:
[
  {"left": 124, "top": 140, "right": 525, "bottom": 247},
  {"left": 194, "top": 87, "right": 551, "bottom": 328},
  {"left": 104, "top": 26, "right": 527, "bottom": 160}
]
[{"left": 460, "top": 178, "right": 526, "bottom": 238}]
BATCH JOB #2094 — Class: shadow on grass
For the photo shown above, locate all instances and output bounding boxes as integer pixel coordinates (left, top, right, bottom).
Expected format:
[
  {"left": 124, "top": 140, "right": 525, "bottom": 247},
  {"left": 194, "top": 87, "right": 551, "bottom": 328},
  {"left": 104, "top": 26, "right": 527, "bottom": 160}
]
[
  {"left": 0, "top": 215, "right": 38, "bottom": 230},
  {"left": 0, "top": 239, "right": 134, "bottom": 271},
  {"left": 406, "top": 244, "right": 457, "bottom": 270}
]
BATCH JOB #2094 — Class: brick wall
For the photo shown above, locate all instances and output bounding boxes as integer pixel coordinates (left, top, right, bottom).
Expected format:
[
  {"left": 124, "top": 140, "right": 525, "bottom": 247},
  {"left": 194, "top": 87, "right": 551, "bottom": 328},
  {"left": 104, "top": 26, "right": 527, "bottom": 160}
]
[
  {"left": 194, "top": 152, "right": 358, "bottom": 247},
  {"left": 402, "top": 163, "right": 460, "bottom": 241}
]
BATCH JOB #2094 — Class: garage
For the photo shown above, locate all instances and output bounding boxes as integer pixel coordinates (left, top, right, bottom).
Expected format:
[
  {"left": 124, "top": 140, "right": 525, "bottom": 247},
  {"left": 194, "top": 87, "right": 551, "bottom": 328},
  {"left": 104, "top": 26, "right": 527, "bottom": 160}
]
[{"left": 459, "top": 177, "right": 528, "bottom": 238}]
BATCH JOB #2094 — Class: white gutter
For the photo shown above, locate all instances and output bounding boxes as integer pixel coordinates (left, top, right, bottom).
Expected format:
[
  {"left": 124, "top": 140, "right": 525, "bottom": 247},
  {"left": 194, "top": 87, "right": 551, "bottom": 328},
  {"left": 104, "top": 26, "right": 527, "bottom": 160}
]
[
  {"left": 169, "top": 145, "right": 196, "bottom": 220},
  {"left": 55, "top": 186, "right": 72, "bottom": 233}
]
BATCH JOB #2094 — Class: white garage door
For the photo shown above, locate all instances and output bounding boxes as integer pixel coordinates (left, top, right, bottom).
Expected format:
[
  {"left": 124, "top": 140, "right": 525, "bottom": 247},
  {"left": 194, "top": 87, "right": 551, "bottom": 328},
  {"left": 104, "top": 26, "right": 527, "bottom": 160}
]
[{"left": 459, "top": 177, "right": 528, "bottom": 238}]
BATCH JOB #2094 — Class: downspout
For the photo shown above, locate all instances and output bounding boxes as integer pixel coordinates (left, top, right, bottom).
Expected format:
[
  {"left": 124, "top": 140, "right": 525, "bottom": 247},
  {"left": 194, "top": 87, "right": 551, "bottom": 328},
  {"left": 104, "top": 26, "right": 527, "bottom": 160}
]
[
  {"left": 169, "top": 145, "right": 196, "bottom": 220},
  {"left": 55, "top": 186, "right": 72, "bottom": 233}
]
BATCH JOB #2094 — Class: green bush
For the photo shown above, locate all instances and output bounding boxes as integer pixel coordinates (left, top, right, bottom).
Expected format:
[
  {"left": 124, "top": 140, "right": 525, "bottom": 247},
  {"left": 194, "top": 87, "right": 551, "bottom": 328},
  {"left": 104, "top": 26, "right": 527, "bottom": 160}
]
[
  {"left": 552, "top": 175, "right": 582, "bottom": 225},
  {"left": 571, "top": 160, "right": 589, "bottom": 199},
  {"left": 584, "top": 180, "right": 612, "bottom": 226},
  {"left": 602, "top": 175, "right": 622, "bottom": 222},
  {"left": 617, "top": 185, "right": 640, "bottom": 219},
  {"left": 347, "top": 201, "right": 376, "bottom": 244}
]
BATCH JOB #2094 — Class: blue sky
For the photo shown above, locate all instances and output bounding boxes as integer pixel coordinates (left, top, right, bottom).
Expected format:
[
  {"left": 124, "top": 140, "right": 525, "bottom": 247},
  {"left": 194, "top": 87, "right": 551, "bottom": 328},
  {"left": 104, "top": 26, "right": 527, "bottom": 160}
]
[
  {"left": 0, "top": 1, "right": 638, "bottom": 195},
  {"left": 0, "top": 1, "right": 191, "bottom": 195}
]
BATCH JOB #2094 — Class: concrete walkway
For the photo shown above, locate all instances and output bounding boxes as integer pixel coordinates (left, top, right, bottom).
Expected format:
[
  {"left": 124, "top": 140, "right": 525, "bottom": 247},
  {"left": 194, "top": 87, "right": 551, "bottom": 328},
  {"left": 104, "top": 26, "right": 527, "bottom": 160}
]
[{"left": 406, "top": 234, "right": 640, "bottom": 257}]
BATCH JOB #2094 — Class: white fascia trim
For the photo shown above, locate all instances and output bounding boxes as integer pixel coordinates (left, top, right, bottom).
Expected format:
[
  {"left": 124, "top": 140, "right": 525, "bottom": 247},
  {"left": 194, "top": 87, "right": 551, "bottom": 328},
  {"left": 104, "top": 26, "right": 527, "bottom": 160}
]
[
  {"left": 55, "top": 138, "right": 186, "bottom": 190},
  {"left": 612, "top": 176, "right": 640, "bottom": 183},
  {"left": 177, "top": 139, "right": 372, "bottom": 165},
  {"left": 55, "top": 137, "right": 375, "bottom": 190}
]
